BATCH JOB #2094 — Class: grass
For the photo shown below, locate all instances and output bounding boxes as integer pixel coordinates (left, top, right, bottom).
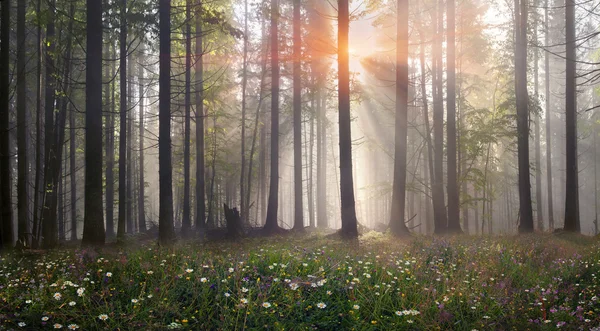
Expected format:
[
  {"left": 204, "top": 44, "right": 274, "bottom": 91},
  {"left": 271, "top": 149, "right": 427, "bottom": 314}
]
[{"left": 1, "top": 232, "right": 600, "bottom": 330}]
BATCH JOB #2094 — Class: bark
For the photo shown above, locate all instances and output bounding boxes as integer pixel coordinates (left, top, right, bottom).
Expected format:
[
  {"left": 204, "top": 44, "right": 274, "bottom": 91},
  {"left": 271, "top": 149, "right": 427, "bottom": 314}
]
[
  {"left": 544, "top": 0, "right": 554, "bottom": 230},
  {"left": 390, "top": 0, "right": 410, "bottom": 236},
  {"left": 195, "top": 0, "right": 206, "bottom": 230},
  {"left": 563, "top": 0, "right": 579, "bottom": 232},
  {"left": 446, "top": 0, "right": 461, "bottom": 233},
  {"left": 182, "top": 0, "right": 192, "bottom": 234},
  {"left": 118, "top": 0, "right": 128, "bottom": 241},
  {"left": 70, "top": 80, "right": 77, "bottom": 241},
  {"left": 292, "top": 0, "right": 304, "bottom": 231},
  {"left": 82, "top": 0, "right": 106, "bottom": 247},
  {"left": 533, "top": 2, "right": 543, "bottom": 231},
  {"left": 106, "top": 41, "right": 116, "bottom": 239},
  {"left": 338, "top": 0, "right": 358, "bottom": 238},
  {"left": 515, "top": 0, "right": 534, "bottom": 233},
  {"left": 264, "top": 0, "right": 282, "bottom": 233},
  {"left": 32, "top": 0, "right": 43, "bottom": 248},
  {"left": 138, "top": 45, "right": 146, "bottom": 233},
  {"left": 240, "top": 0, "right": 248, "bottom": 225},
  {"left": 126, "top": 46, "right": 133, "bottom": 234},
  {"left": 159, "top": 0, "right": 176, "bottom": 245},
  {"left": 316, "top": 89, "right": 327, "bottom": 228},
  {"left": 16, "top": 0, "right": 28, "bottom": 247}
]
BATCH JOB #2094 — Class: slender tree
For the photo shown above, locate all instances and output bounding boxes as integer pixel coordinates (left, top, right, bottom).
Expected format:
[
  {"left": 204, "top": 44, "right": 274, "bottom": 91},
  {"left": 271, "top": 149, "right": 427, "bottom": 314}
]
[
  {"left": 544, "top": 0, "right": 554, "bottom": 230},
  {"left": 515, "top": 0, "right": 534, "bottom": 232},
  {"left": 118, "top": 0, "right": 128, "bottom": 241},
  {"left": 70, "top": 85, "right": 77, "bottom": 241},
  {"left": 292, "top": 0, "right": 304, "bottom": 231},
  {"left": 533, "top": 1, "right": 543, "bottom": 231},
  {"left": 446, "top": 0, "right": 462, "bottom": 233},
  {"left": 82, "top": 0, "right": 106, "bottom": 247},
  {"left": 138, "top": 44, "right": 147, "bottom": 233},
  {"left": 390, "top": 0, "right": 410, "bottom": 236},
  {"left": 264, "top": 0, "right": 282, "bottom": 233},
  {"left": 16, "top": 0, "right": 28, "bottom": 247},
  {"left": 159, "top": 0, "right": 176, "bottom": 245},
  {"left": 0, "top": 0, "right": 11, "bottom": 249},
  {"left": 338, "top": 0, "right": 359, "bottom": 238},
  {"left": 182, "top": 0, "right": 192, "bottom": 234},
  {"left": 106, "top": 41, "right": 117, "bottom": 238},
  {"left": 563, "top": 0, "right": 579, "bottom": 232},
  {"left": 240, "top": 0, "right": 248, "bottom": 225},
  {"left": 195, "top": 0, "right": 206, "bottom": 231}
]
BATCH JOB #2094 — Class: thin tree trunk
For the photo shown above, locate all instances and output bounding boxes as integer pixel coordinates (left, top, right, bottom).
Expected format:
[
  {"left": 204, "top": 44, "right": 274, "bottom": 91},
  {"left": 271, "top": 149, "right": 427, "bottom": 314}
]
[
  {"left": 544, "top": 0, "right": 554, "bottom": 230},
  {"left": 16, "top": 0, "right": 28, "bottom": 247},
  {"left": 182, "top": 0, "right": 192, "bottom": 234},
  {"left": 240, "top": 0, "right": 248, "bottom": 225},
  {"left": 32, "top": 0, "right": 43, "bottom": 248},
  {"left": 138, "top": 45, "right": 146, "bottom": 233},
  {"left": 126, "top": 46, "right": 133, "bottom": 234},
  {"left": 159, "top": 0, "right": 176, "bottom": 245},
  {"left": 106, "top": 41, "right": 116, "bottom": 239},
  {"left": 533, "top": 1, "right": 543, "bottom": 231},
  {"left": 563, "top": 0, "right": 579, "bottom": 232},
  {"left": 70, "top": 86, "right": 77, "bottom": 241},
  {"left": 195, "top": 0, "right": 206, "bottom": 231},
  {"left": 292, "top": 0, "right": 304, "bottom": 231},
  {"left": 118, "top": 0, "right": 128, "bottom": 242}
]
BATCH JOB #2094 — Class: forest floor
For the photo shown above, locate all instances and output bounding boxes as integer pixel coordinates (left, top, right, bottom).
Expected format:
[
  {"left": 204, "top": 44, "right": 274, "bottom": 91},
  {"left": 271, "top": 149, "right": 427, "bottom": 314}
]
[{"left": 1, "top": 232, "right": 600, "bottom": 330}]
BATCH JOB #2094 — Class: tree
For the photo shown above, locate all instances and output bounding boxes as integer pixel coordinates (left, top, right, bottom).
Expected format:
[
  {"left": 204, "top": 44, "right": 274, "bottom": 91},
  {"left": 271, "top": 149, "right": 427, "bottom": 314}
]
[
  {"left": 446, "top": 0, "right": 462, "bottom": 233},
  {"left": 533, "top": 1, "right": 543, "bottom": 231},
  {"left": 118, "top": 0, "right": 128, "bottom": 242},
  {"left": 338, "top": 0, "right": 358, "bottom": 238},
  {"left": 138, "top": 44, "right": 147, "bottom": 233},
  {"left": 182, "top": 0, "right": 192, "bottom": 235},
  {"left": 515, "top": 0, "right": 534, "bottom": 233},
  {"left": 0, "top": 0, "right": 11, "bottom": 250},
  {"left": 563, "top": 0, "right": 579, "bottom": 232},
  {"left": 16, "top": 0, "right": 28, "bottom": 247},
  {"left": 159, "top": 0, "right": 175, "bottom": 245},
  {"left": 292, "top": 0, "right": 304, "bottom": 231},
  {"left": 195, "top": 0, "right": 206, "bottom": 231},
  {"left": 82, "top": 0, "right": 106, "bottom": 247},
  {"left": 240, "top": 0, "right": 248, "bottom": 225},
  {"left": 544, "top": 0, "right": 554, "bottom": 230},
  {"left": 264, "top": 0, "right": 282, "bottom": 234},
  {"left": 389, "top": 0, "right": 410, "bottom": 236},
  {"left": 106, "top": 41, "right": 117, "bottom": 239}
]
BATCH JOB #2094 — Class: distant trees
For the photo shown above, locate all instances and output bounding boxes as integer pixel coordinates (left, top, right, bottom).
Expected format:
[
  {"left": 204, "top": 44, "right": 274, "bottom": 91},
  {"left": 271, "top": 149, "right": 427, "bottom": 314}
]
[{"left": 82, "top": 0, "right": 106, "bottom": 247}]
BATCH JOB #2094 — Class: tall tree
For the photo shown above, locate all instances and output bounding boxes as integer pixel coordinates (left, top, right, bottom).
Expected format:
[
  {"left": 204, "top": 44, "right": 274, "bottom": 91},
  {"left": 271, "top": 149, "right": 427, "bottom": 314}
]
[
  {"left": 195, "top": 0, "right": 206, "bottom": 231},
  {"left": 563, "top": 0, "right": 579, "bottom": 232},
  {"left": 292, "top": 0, "right": 304, "bottom": 231},
  {"left": 264, "top": 0, "right": 282, "bottom": 233},
  {"left": 159, "top": 0, "right": 176, "bottom": 245},
  {"left": 544, "top": 0, "right": 554, "bottom": 230},
  {"left": 138, "top": 44, "right": 147, "bottom": 233},
  {"left": 446, "top": 0, "right": 462, "bottom": 233},
  {"left": 389, "top": 0, "right": 410, "bottom": 236},
  {"left": 16, "top": 0, "right": 28, "bottom": 247},
  {"left": 106, "top": 41, "right": 117, "bottom": 238},
  {"left": 182, "top": 0, "right": 192, "bottom": 234},
  {"left": 82, "top": 0, "right": 106, "bottom": 247},
  {"left": 240, "top": 0, "right": 248, "bottom": 225},
  {"left": 432, "top": 0, "right": 448, "bottom": 234},
  {"left": 533, "top": 2, "right": 543, "bottom": 231},
  {"left": 338, "top": 0, "right": 358, "bottom": 238},
  {"left": 32, "top": 0, "right": 43, "bottom": 248},
  {"left": 515, "top": 0, "right": 534, "bottom": 232},
  {"left": 118, "top": 0, "right": 128, "bottom": 241},
  {"left": 0, "top": 0, "right": 11, "bottom": 249},
  {"left": 70, "top": 81, "right": 77, "bottom": 241}
]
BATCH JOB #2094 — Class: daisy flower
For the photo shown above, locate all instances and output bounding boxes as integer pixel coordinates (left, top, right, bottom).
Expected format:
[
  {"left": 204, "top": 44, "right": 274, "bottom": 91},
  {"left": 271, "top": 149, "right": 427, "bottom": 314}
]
[
  {"left": 98, "top": 314, "right": 109, "bottom": 321},
  {"left": 262, "top": 302, "right": 271, "bottom": 308},
  {"left": 317, "top": 302, "right": 327, "bottom": 309}
]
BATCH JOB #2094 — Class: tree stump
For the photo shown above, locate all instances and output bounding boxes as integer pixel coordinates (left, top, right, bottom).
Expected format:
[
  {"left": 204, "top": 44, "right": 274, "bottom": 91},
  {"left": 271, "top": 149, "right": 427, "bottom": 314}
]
[{"left": 224, "top": 204, "right": 243, "bottom": 238}]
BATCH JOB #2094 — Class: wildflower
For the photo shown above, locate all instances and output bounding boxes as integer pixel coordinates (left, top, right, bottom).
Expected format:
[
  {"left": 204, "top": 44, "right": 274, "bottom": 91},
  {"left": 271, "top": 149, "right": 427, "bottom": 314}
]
[
  {"left": 147, "top": 294, "right": 153, "bottom": 299},
  {"left": 186, "top": 269, "right": 193, "bottom": 273},
  {"left": 42, "top": 316, "right": 49, "bottom": 322},
  {"left": 290, "top": 283, "right": 299, "bottom": 291},
  {"left": 131, "top": 299, "right": 139, "bottom": 303},
  {"left": 224, "top": 292, "right": 231, "bottom": 297},
  {"left": 53, "top": 292, "right": 62, "bottom": 300},
  {"left": 77, "top": 288, "right": 85, "bottom": 297},
  {"left": 68, "top": 301, "right": 76, "bottom": 306},
  {"left": 147, "top": 271, "right": 154, "bottom": 275},
  {"left": 395, "top": 311, "right": 403, "bottom": 316},
  {"left": 241, "top": 298, "right": 248, "bottom": 304},
  {"left": 98, "top": 314, "right": 109, "bottom": 321},
  {"left": 317, "top": 302, "right": 327, "bottom": 309},
  {"left": 353, "top": 305, "right": 360, "bottom": 310},
  {"left": 241, "top": 287, "right": 248, "bottom": 293},
  {"left": 557, "top": 322, "right": 566, "bottom": 328},
  {"left": 53, "top": 323, "right": 63, "bottom": 329},
  {"left": 67, "top": 324, "right": 79, "bottom": 330},
  {"left": 25, "top": 300, "right": 32, "bottom": 304},
  {"left": 200, "top": 277, "right": 208, "bottom": 283},
  {"left": 544, "top": 320, "right": 551, "bottom": 324},
  {"left": 18, "top": 322, "right": 26, "bottom": 327},
  {"left": 106, "top": 272, "right": 112, "bottom": 277},
  {"left": 327, "top": 290, "right": 332, "bottom": 295},
  {"left": 228, "top": 268, "right": 234, "bottom": 273},
  {"left": 407, "top": 320, "right": 414, "bottom": 324},
  {"left": 262, "top": 302, "right": 271, "bottom": 308}
]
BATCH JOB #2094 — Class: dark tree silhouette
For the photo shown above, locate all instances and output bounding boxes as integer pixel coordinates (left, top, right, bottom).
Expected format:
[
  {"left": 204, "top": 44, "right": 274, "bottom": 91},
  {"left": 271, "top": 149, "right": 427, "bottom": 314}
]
[
  {"left": 118, "top": 0, "right": 128, "bottom": 241},
  {"left": 196, "top": 0, "right": 206, "bottom": 231},
  {"left": 293, "top": 0, "right": 304, "bottom": 231},
  {"left": 16, "top": 0, "right": 28, "bottom": 247},
  {"left": 182, "top": 0, "right": 192, "bottom": 235},
  {"left": 0, "top": 0, "right": 12, "bottom": 250},
  {"left": 544, "top": 0, "right": 554, "bottom": 230}
]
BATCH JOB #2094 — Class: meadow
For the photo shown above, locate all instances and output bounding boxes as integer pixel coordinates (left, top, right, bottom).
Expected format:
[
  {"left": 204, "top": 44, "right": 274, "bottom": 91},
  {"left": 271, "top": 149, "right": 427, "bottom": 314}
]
[{"left": 1, "top": 232, "right": 600, "bottom": 330}]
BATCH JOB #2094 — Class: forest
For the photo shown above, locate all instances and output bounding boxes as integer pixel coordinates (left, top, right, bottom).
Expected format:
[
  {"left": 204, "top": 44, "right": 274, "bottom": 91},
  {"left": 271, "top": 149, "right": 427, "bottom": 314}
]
[{"left": 0, "top": 0, "right": 599, "bottom": 329}]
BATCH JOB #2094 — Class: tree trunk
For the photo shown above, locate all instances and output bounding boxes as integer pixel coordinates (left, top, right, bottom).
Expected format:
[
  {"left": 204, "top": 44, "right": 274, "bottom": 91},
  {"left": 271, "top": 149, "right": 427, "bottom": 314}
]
[
  {"left": 195, "top": 0, "right": 206, "bottom": 231},
  {"left": 390, "top": 0, "right": 410, "bottom": 236},
  {"left": 118, "top": 0, "right": 128, "bottom": 241},
  {"left": 316, "top": 89, "right": 327, "bottom": 228},
  {"left": 15, "top": 0, "right": 28, "bottom": 247},
  {"left": 240, "top": 0, "right": 248, "bottom": 225},
  {"left": 182, "top": 0, "right": 192, "bottom": 234},
  {"left": 563, "top": 0, "right": 579, "bottom": 232},
  {"left": 515, "top": 0, "right": 534, "bottom": 233},
  {"left": 32, "top": 0, "right": 43, "bottom": 248},
  {"left": 264, "top": 0, "right": 282, "bottom": 233},
  {"left": 126, "top": 46, "right": 133, "bottom": 234},
  {"left": 70, "top": 81, "right": 77, "bottom": 241},
  {"left": 432, "top": 1, "right": 448, "bottom": 234},
  {"left": 446, "top": 0, "right": 461, "bottom": 233},
  {"left": 138, "top": 45, "right": 146, "bottom": 233},
  {"left": 292, "top": 0, "right": 304, "bottom": 231},
  {"left": 544, "top": 0, "right": 554, "bottom": 230},
  {"left": 106, "top": 41, "right": 116, "bottom": 239},
  {"left": 82, "top": 0, "right": 106, "bottom": 247},
  {"left": 159, "top": 0, "right": 176, "bottom": 245},
  {"left": 338, "top": 0, "right": 358, "bottom": 238},
  {"left": 533, "top": 2, "right": 543, "bottom": 231}
]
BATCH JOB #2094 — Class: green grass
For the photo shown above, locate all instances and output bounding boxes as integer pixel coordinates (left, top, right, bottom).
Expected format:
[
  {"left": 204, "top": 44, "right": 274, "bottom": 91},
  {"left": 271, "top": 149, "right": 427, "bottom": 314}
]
[{"left": 1, "top": 232, "right": 600, "bottom": 330}]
